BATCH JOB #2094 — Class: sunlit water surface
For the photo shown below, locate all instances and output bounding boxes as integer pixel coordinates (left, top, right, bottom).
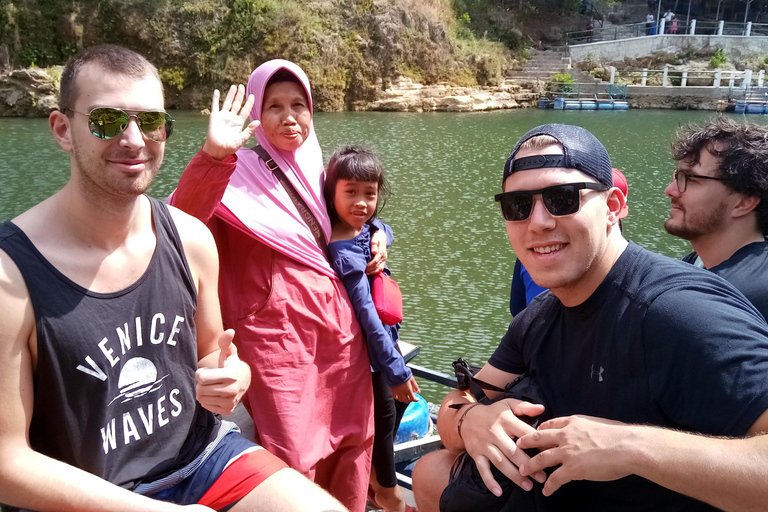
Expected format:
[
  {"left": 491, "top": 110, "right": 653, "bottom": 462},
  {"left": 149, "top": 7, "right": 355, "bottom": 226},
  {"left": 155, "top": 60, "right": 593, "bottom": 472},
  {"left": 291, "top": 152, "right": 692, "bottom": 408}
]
[{"left": 2, "top": 109, "right": 765, "bottom": 402}]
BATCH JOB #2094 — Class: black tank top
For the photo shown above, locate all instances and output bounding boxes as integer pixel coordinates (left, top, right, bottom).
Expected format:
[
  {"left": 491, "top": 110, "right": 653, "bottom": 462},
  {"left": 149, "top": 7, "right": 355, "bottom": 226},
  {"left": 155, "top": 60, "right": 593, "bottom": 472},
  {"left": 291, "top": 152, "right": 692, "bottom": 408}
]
[{"left": 0, "top": 197, "right": 219, "bottom": 489}]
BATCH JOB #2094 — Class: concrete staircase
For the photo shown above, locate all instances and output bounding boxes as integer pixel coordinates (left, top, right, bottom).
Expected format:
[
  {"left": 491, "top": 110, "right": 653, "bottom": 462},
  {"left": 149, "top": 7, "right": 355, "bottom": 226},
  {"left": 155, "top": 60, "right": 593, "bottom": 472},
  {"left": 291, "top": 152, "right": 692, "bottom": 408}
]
[
  {"left": 507, "top": 48, "right": 572, "bottom": 91},
  {"left": 743, "top": 86, "right": 768, "bottom": 105}
]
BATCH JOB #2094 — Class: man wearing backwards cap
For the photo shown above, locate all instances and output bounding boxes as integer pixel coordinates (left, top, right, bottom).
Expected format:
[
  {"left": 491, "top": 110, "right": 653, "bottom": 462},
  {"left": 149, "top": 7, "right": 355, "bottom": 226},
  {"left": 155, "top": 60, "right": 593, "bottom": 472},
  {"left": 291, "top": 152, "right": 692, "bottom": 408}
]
[
  {"left": 510, "top": 167, "right": 629, "bottom": 316},
  {"left": 413, "top": 123, "right": 768, "bottom": 512}
]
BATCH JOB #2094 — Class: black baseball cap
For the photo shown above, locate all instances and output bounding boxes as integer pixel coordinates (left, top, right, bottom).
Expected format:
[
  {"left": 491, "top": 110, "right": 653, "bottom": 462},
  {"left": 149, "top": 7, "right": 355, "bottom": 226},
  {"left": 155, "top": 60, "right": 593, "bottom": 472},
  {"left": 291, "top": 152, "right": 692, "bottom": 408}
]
[{"left": 503, "top": 124, "right": 613, "bottom": 188}]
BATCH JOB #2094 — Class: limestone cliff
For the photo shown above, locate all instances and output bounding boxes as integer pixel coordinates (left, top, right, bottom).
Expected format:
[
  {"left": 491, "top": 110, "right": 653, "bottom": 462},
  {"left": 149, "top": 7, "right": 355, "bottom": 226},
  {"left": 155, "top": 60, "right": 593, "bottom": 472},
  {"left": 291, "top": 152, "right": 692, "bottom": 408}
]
[
  {"left": 0, "top": 0, "right": 530, "bottom": 116},
  {"left": 0, "top": 67, "right": 60, "bottom": 117}
]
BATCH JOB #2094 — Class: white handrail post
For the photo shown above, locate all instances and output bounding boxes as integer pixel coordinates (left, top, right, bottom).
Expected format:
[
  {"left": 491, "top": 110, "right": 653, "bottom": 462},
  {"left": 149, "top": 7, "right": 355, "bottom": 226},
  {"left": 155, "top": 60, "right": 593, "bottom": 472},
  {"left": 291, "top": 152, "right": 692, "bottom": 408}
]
[
  {"left": 743, "top": 69, "right": 752, "bottom": 89},
  {"left": 746, "top": 22, "right": 752, "bottom": 36},
  {"left": 714, "top": 69, "right": 722, "bottom": 87},
  {"left": 717, "top": 20, "right": 724, "bottom": 35},
  {"left": 690, "top": 19, "right": 696, "bottom": 34},
  {"left": 682, "top": 71, "right": 688, "bottom": 87},
  {"left": 728, "top": 70, "right": 735, "bottom": 88},
  {"left": 663, "top": 65, "right": 669, "bottom": 87},
  {"left": 642, "top": 68, "right": 648, "bottom": 86},
  {"left": 610, "top": 67, "right": 616, "bottom": 84},
  {"left": 758, "top": 70, "right": 765, "bottom": 87},
  {"left": 659, "top": 19, "right": 666, "bottom": 35}
]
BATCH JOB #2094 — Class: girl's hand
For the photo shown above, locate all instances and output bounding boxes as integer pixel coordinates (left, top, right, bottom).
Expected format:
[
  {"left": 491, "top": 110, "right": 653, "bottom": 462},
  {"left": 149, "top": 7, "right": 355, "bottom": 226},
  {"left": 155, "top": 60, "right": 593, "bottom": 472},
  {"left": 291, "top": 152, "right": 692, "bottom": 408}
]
[
  {"left": 202, "top": 85, "right": 259, "bottom": 161},
  {"left": 365, "top": 229, "right": 388, "bottom": 275},
  {"left": 392, "top": 376, "right": 420, "bottom": 403}
]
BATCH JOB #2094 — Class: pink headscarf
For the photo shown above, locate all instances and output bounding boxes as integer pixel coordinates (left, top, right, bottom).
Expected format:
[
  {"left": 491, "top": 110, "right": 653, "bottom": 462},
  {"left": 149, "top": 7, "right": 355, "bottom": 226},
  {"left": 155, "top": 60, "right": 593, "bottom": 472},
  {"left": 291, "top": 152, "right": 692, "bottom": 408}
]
[{"left": 220, "top": 59, "right": 335, "bottom": 278}]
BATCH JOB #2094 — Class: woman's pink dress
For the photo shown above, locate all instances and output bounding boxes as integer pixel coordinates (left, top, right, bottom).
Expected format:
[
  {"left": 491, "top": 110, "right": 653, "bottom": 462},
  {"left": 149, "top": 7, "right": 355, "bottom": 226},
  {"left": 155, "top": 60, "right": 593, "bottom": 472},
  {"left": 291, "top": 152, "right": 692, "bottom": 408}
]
[{"left": 171, "top": 150, "right": 374, "bottom": 512}]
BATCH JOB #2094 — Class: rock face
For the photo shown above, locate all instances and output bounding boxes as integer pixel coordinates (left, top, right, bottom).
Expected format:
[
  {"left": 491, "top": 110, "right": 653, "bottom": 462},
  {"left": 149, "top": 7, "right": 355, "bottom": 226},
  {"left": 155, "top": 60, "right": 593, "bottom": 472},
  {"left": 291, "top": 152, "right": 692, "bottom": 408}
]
[
  {"left": 0, "top": 68, "right": 540, "bottom": 117},
  {"left": 365, "top": 76, "right": 539, "bottom": 112},
  {"left": 0, "top": 67, "right": 60, "bottom": 117}
]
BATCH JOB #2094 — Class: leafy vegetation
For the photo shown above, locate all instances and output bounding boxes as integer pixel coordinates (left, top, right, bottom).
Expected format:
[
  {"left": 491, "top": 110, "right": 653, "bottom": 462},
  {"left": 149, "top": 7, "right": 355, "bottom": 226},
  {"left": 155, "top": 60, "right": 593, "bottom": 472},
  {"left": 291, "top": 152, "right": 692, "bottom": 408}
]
[
  {"left": 710, "top": 47, "right": 727, "bottom": 69},
  {"left": 0, "top": 0, "right": 532, "bottom": 110},
  {"left": 547, "top": 72, "right": 574, "bottom": 92}
]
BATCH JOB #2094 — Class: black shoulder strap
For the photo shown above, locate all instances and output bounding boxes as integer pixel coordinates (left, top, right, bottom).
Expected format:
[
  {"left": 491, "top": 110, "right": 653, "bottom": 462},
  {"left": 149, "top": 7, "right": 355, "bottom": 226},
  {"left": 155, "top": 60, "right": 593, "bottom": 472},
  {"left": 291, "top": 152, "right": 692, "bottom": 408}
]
[
  {"left": 252, "top": 145, "right": 328, "bottom": 255},
  {"left": 448, "top": 358, "right": 511, "bottom": 409}
]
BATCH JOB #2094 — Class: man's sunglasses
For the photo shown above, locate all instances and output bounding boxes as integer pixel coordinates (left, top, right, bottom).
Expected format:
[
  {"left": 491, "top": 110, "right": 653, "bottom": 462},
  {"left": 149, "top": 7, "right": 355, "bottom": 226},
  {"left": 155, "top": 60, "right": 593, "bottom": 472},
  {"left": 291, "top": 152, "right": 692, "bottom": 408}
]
[
  {"left": 494, "top": 183, "right": 609, "bottom": 222},
  {"left": 673, "top": 169, "right": 725, "bottom": 193},
  {"left": 69, "top": 107, "right": 174, "bottom": 142}
]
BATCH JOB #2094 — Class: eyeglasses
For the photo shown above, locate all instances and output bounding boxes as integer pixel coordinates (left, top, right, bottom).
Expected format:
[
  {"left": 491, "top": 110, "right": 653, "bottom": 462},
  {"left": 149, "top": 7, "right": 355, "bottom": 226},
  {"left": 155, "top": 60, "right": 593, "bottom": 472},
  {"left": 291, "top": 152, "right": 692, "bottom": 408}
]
[
  {"left": 68, "top": 107, "right": 174, "bottom": 142},
  {"left": 673, "top": 169, "right": 725, "bottom": 193},
  {"left": 494, "top": 183, "right": 609, "bottom": 222}
]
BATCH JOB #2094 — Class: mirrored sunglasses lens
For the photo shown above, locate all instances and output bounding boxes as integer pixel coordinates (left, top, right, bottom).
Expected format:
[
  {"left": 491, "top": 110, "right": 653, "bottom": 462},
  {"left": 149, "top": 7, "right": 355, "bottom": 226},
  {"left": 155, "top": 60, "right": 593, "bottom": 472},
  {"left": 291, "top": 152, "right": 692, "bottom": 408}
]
[
  {"left": 88, "top": 108, "right": 128, "bottom": 139},
  {"left": 138, "top": 112, "right": 173, "bottom": 141},
  {"left": 543, "top": 186, "right": 580, "bottom": 216},
  {"left": 501, "top": 194, "right": 533, "bottom": 221}
]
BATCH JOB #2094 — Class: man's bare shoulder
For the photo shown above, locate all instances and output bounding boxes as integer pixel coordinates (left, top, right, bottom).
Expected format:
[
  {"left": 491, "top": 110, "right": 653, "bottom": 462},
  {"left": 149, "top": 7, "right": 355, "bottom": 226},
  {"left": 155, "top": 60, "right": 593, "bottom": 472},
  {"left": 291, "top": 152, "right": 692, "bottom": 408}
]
[
  {"left": 0, "top": 247, "right": 35, "bottom": 345},
  {"left": 165, "top": 203, "right": 218, "bottom": 278},
  {"left": 0, "top": 245, "right": 22, "bottom": 283},
  {"left": 10, "top": 195, "right": 59, "bottom": 234},
  {"left": 166, "top": 204, "right": 216, "bottom": 248}
]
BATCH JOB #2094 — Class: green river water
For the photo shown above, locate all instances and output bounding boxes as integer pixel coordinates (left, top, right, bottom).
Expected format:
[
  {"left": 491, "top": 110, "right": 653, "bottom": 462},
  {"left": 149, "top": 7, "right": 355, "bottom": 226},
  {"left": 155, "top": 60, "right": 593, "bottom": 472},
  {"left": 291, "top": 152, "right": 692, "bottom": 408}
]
[{"left": 2, "top": 109, "right": 766, "bottom": 403}]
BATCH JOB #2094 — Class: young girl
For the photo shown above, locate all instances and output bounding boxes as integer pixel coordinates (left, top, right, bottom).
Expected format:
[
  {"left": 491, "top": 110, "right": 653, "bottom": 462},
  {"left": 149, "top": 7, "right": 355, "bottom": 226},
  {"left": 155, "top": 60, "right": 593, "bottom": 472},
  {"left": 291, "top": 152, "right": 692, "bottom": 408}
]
[{"left": 324, "top": 146, "right": 420, "bottom": 512}]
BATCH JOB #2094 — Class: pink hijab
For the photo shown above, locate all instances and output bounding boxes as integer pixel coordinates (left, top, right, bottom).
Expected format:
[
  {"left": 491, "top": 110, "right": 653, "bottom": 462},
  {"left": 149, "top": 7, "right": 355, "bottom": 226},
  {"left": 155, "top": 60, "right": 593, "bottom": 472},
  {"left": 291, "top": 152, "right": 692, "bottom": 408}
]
[{"left": 220, "top": 60, "right": 335, "bottom": 279}]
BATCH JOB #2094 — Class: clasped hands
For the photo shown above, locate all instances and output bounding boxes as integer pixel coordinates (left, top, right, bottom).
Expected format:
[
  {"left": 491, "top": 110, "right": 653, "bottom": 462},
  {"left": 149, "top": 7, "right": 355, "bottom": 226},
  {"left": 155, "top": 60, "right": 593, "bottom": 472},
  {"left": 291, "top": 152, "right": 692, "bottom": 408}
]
[{"left": 462, "top": 399, "right": 630, "bottom": 498}]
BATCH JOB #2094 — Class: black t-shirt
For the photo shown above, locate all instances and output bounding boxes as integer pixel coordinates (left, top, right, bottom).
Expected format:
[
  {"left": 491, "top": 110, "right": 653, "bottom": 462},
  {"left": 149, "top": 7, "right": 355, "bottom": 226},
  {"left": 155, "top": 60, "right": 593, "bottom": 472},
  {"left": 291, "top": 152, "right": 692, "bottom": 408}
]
[
  {"left": 489, "top": 242, "right": 768, "bottom": 511},
  {"left": 683, "top": 239, "right": 768, "bottom": 321}
]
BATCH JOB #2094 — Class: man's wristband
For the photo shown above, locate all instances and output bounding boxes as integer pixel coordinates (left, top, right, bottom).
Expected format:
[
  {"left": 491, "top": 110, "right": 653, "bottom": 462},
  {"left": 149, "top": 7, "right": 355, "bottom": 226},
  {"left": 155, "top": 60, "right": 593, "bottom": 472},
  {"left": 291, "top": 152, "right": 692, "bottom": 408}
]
[{"left": 457, "top": 403, "right": 481, "bottom": 441}]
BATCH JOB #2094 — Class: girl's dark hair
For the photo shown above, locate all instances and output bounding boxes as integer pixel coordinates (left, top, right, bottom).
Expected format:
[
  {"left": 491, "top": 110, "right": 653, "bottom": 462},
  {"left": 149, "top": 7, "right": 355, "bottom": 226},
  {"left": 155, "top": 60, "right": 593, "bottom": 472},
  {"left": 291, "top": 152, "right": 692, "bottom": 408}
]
[{"left": 324, "top": 146, "right": 391, "bottom": 223}]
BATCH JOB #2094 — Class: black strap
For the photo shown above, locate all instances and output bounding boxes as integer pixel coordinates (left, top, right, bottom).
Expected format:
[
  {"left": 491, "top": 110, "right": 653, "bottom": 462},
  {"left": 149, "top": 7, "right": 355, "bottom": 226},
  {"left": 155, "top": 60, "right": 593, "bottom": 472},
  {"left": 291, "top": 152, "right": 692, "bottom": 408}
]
[
  {"left": 252, "top": 145, "right": 328, "bottom": 255},
  {"left": 512, "top": 154, "right": 566, "bottom": 172},
  {"left": 449, "top": 358, "right": 511, "bottom": 409}
]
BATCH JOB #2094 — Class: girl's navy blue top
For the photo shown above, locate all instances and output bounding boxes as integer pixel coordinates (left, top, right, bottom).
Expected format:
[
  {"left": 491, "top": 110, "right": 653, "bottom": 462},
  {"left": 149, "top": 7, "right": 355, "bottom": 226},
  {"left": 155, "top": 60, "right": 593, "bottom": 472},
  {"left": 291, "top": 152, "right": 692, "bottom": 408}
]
[{"left": 328, "top": 220, "right": 411, "bottom": 387}]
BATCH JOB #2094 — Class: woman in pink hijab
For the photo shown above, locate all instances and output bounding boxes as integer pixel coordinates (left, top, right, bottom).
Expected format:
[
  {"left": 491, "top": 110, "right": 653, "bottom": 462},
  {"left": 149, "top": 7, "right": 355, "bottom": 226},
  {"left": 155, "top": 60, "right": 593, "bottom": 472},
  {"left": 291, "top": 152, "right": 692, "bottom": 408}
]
[{"left": 171, "top": 60, "right": 378, "bottom": 512}]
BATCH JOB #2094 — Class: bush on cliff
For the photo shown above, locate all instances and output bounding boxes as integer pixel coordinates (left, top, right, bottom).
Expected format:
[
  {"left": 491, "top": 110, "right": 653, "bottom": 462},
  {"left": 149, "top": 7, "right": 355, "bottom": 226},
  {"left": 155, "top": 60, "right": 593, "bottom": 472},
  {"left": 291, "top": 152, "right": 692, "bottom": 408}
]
[{"left": 0, "top": 0, "right": 514, "bottom": 111}]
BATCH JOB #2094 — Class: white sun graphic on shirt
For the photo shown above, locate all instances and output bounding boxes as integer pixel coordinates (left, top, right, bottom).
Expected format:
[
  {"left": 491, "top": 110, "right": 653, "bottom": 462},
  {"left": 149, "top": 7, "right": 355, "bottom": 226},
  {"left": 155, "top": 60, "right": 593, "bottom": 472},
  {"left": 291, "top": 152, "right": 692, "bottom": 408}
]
[{"left": 108, "top": 357, "right": 170, "bottom": 406}]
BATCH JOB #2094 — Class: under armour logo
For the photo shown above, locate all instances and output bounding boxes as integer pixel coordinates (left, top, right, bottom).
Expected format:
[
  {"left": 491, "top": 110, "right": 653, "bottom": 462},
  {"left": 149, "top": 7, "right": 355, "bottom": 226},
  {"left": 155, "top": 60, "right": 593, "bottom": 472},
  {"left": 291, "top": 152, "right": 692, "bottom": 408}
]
[{"left": 591, "top": 364, "right": 604, "bottom": 382}]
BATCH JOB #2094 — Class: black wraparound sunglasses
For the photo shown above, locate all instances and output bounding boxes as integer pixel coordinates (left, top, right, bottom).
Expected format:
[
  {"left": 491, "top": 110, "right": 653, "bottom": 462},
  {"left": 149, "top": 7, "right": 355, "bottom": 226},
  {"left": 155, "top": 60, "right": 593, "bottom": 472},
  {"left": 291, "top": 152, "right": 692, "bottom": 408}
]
[
  {"left": 69, "top": 107, "right": 174, "bottom": 142},
  {"left": 494, "top": 182, "right": 609, "bottom": 222}
]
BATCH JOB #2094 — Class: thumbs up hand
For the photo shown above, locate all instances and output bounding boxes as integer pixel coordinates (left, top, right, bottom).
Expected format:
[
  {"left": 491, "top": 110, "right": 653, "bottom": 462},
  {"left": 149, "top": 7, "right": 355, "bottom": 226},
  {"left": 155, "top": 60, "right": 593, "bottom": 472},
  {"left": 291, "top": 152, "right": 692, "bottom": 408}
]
[
  {"left": 217, "top": 328, "right": 238, "bottom": 368},
  {"left": 196, "top": 329, "right": 251, "bottom": 416}
]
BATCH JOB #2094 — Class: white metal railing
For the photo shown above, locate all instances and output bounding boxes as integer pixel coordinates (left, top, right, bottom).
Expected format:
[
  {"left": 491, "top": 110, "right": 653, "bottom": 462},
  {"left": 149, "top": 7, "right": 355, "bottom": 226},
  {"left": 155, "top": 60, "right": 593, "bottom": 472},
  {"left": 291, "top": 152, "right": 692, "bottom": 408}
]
[
  {"left": 612, "top": 67, "right": 766, "bottom": 88},
  {"left": 566, "top": 20, "right": 768, "bottom": 46}
]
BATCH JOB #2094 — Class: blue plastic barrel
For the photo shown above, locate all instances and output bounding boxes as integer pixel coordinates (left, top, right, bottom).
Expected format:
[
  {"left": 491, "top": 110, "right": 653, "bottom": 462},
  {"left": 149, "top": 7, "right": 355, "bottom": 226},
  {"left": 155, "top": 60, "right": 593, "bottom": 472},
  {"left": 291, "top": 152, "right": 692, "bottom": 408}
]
[
  {"left": 395, "top": 394, "right": 430, "bottom": 444},
  {"left": 564, "top": 101, "right": 580, "bottom": 110},
  {"left": 613, "top": 102, "right": 629, "bottom": 110},
  {"left": 554, "top": 97, "right": 564, "bottom": 110},
  {"left": 735, "top": 102, "right": 747, "bottom": 114},
  {"left": 597, "top": 101, "right": 614, "bottom": 110},
  {"left": 746, "top": 104, "right": 763, "bottom": 114},
  {"left": 581, "top": 101, "right": 597, "bottom": 110},
  {"left": 538, "top": 99, "right": 550, "bottom": 109},
  {"left": 764, "top": 104, "right": 768, "bottom": 114}
]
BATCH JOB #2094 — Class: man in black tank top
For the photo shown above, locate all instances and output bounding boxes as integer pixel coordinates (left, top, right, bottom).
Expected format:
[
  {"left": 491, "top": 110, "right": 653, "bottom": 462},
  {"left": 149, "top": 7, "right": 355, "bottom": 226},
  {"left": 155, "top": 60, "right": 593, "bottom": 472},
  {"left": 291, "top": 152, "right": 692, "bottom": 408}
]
[{"left": 0, "top": 45, "right": 345, "bottom": 512}]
